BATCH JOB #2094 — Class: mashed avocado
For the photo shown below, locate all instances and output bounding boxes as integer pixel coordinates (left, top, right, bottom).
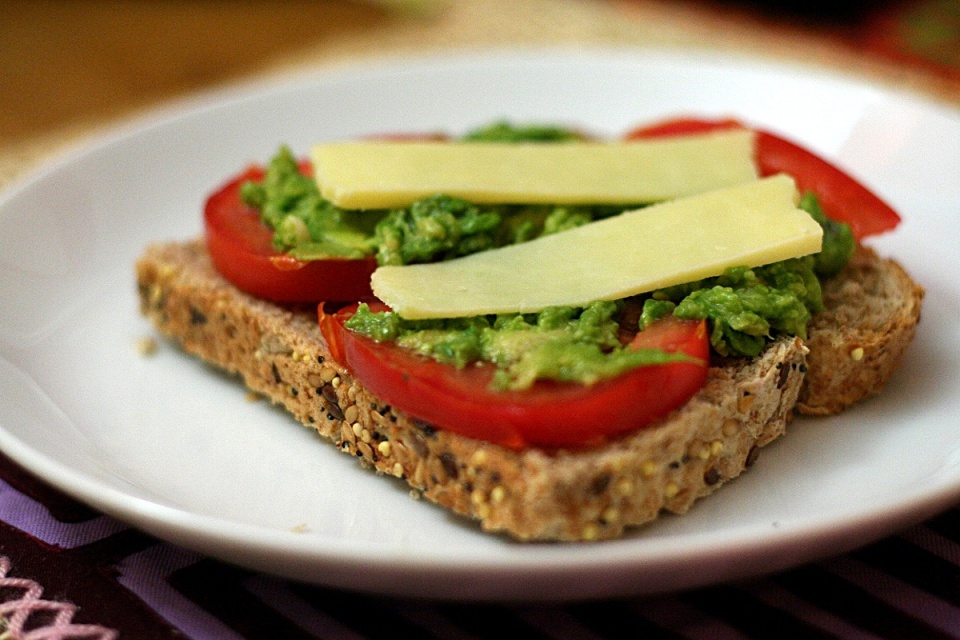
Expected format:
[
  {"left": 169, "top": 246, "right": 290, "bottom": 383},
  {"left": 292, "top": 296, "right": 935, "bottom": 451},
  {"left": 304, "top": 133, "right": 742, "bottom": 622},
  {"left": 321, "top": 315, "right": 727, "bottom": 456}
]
[
  {"left": 801, "top": 191, "right": 856, "bottom": 278},
  {"left": 345, "top": 300, "right": 689, "bottom": 391},
  {"left": 243, "top": 122, "right": 856, "bottom": 384},
  {"left": 639, "top": 257, "right": 823, "bottom": 357},
  {"left": 239, "top": 147, "right": 381, "bottom": 261},
  {"left": 460, "top": 120, "right": 585, "bottom": 143},
  {"left": 241, "top": 124, "right": 624, "bottom": 265}
]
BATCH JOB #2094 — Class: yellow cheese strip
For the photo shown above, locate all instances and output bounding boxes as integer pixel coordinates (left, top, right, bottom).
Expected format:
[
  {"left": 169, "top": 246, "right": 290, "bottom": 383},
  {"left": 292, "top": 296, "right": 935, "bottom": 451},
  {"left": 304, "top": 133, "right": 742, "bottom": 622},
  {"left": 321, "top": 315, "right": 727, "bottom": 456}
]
[
  {"left": 371, "top": 175, "right": 822, "bottom": 319},
  {"left": 311, "top": 130, "right": 757, "bottom": 209}
]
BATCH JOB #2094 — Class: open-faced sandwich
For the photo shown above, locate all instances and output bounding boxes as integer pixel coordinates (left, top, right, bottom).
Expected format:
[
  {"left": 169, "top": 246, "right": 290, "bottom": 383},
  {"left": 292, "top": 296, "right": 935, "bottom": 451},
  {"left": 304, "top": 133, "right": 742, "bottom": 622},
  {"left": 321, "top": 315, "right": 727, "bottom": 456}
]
[{"left": 136, "top": 118, "right": 923, "bottom": 541}]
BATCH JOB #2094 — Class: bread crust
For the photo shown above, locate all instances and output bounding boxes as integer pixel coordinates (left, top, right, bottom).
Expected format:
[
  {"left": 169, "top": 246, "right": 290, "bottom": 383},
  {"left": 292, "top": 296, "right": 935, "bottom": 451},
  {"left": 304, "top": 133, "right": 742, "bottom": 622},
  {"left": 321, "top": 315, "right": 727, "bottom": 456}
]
[
  {"left": 135, "top": 239, "right": 917, "bottom": 541},
  {"left": 797, "top": 245, "right": 925, "bottom": 415},
  {"left": 136, "top": 241, "right": 807, "bottom": 540}
]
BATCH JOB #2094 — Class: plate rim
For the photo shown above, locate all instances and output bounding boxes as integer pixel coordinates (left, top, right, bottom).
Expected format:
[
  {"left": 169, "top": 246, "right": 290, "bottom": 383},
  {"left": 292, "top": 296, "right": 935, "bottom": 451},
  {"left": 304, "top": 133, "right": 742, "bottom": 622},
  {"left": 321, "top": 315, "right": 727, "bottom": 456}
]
[
  {"left": 6, "top": 44, "right": 960, "bottom": 200},
  {"left": 1, "top": 46, "right": 957, "bottom": 600}
]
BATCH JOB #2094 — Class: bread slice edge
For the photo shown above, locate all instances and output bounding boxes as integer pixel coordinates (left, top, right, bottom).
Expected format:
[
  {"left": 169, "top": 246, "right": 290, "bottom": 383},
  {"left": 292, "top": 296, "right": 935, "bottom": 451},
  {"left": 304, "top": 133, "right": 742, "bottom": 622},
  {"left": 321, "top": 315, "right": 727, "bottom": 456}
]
[{"left": 134, "top": 239, "right": 918, "bottom": 541}]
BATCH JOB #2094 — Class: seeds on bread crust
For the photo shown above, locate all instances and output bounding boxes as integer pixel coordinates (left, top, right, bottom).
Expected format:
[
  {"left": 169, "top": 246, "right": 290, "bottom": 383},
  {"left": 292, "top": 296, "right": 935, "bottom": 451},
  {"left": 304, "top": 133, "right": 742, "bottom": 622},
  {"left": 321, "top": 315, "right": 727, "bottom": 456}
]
[
  {"left": 136, "top": 240, "right": 819, "bottom": 541},
  {"left": 797, "top": 245, "right": 924, "bottom": 415}
]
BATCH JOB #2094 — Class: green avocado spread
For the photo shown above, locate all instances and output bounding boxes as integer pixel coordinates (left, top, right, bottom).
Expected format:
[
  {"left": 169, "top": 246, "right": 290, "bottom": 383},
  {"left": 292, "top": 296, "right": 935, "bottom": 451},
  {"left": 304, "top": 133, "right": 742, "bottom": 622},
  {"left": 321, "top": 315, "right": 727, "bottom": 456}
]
[
  {"left": 242, "top": 122, "right": 855, "bottom": 387},
  {"left": 345, "top": 300, "right": 690, "bottom": 391}
]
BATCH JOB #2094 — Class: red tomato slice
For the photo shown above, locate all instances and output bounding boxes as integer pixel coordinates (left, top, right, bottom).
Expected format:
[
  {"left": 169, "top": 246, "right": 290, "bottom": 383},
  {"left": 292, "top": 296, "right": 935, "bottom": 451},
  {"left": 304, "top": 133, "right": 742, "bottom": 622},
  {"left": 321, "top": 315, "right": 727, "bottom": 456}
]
[
  {"left": 624, "top": 118, "right": 743, "bottom": 138},
  {"left": 624, "top": 117, "right": 901, "bottom": 240},
  {"left": 319, "top": 302, "right": 709, "bottom": 449},
  {"left": 203, "top": 166, "right": 377, "bottom": 303}
]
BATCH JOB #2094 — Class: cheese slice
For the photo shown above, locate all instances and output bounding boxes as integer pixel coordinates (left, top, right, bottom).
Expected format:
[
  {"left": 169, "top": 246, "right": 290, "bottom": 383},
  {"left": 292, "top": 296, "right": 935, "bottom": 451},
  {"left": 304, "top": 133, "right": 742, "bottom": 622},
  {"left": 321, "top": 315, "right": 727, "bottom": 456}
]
[
  {"left": 311, "top": 130, "right": 757, "bottom": 209},
  {"left": 371, "top": 175, "right": 822, "bottom": 319}
]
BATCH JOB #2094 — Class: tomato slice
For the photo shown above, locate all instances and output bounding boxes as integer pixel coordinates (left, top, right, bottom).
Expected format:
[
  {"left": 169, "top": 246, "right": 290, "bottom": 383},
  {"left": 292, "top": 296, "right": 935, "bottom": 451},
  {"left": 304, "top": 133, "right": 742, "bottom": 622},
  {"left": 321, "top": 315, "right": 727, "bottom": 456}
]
[
  {"left": 624, "top": 118, "right": 743, "bottom": 138},
  {"left": 203, "top": 166, "right": 377, "bottom": 303},
  {"left": 624, "top": 117, "right": 901, "bottom": 240},
  {"left": 319, "top": 302, "right": 709, "bottom": 449}
]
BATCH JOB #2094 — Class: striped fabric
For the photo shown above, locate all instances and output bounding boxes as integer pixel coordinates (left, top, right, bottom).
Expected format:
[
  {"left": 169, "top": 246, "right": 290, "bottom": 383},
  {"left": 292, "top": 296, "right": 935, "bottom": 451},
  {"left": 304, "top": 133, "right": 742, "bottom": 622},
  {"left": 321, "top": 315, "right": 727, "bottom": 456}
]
[{"left": 1, "top": 452, "right": 958, "bottom": 639}]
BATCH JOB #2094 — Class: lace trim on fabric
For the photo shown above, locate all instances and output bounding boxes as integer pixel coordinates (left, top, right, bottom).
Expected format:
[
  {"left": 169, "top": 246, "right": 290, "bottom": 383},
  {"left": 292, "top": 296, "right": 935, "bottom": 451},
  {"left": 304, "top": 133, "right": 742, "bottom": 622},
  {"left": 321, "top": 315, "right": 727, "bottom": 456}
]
[{"left": 0, "top": 556, "right": 118, "bottom": 640}]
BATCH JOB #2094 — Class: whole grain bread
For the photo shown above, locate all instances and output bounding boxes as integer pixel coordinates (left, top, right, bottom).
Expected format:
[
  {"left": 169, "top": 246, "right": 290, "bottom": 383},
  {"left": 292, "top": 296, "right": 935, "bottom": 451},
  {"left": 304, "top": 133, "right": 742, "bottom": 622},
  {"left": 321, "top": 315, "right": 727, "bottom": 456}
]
[
  {"left": 797, "top": 245, "right": 924, "bottom": 415},
  {"left": 135, "top": 240, "right": 921, "bottom": 541}
]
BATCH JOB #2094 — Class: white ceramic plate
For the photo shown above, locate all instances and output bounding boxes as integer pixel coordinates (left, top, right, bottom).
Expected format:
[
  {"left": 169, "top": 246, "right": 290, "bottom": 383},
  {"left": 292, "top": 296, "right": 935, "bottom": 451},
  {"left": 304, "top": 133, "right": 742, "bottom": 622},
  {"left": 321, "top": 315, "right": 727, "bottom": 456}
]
[{"left": 0, "top": 49, "right": 957, "bottom": 601}]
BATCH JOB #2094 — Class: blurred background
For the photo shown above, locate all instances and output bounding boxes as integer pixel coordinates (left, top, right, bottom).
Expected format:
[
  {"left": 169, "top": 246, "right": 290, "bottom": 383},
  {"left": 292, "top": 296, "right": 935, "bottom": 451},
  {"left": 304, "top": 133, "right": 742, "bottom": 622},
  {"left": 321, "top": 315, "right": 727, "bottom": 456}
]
[{"left": 3, "top": 0, "right": 959, "bottom": 153}]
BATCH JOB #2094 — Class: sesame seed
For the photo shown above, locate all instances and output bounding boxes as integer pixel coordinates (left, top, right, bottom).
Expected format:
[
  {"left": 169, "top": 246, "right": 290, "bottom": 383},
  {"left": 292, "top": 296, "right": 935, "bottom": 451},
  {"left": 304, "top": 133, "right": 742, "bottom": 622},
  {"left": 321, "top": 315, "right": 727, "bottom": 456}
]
[
  {"left": 664, "top": 482, "right": 679, "bottom": 498},
  {"left": 343, "top": 405, "right": 359, "bottom": 424},
  {"left": 850, "top": 347, "right": 864, "bottom": 361},
  {"left": 358, "top": 441, "right": 373, "bottom": 459},
  {"left": 377, "top": 441, "right": 392, "bottom": 457},
  {"left": 392, "top": 463, "right": 404, "bottom": 477},
  {"left": 490, "top": 486, "right": 506, "bottom": 504},
  {"left": 710, "top": 440, "right": 724, "bottom": 456}
]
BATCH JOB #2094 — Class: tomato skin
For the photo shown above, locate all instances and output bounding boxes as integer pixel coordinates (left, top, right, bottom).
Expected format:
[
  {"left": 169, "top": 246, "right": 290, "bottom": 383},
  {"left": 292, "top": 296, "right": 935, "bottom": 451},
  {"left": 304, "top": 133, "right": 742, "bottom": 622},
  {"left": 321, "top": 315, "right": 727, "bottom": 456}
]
[
  {"left": 319, "top": 302, "right": 709, "bottom": 449},
  {"left": 203, "top": 166, "right": 377, "bottom": 303},
  {"left": 753, "top": 131, "right": 900, "bottom": 240},
  {"left": 624, "top": 117, "right": 901, "bottom": 240},
  {"left": 624, "top": 118, "right": 743, "bottom": 138}
]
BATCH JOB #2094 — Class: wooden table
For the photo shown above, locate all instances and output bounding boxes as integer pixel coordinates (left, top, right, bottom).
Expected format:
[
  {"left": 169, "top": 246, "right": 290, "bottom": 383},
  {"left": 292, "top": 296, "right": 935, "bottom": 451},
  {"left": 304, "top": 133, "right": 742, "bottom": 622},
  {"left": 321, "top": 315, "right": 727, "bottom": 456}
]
[{"left": 5, "top": 0, "right": 958, "bottom": 180}]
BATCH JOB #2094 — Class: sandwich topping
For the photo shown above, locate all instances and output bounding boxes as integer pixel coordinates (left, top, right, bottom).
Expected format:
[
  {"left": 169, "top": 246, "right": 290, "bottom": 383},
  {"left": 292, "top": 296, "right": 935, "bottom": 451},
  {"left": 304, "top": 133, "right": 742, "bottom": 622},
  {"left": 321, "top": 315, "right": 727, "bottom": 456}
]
[
  {"left": 310, "top": 129, "right": 757, "bottom": 209},
  {"left": 368, "top": 175, "right": 823, "bottom": 319},
  {"left": 202, "top": 118, "right": 899, "bottom": 448},
  {"left": 319, "top": 300, "right": 710, "bottom": 449}
]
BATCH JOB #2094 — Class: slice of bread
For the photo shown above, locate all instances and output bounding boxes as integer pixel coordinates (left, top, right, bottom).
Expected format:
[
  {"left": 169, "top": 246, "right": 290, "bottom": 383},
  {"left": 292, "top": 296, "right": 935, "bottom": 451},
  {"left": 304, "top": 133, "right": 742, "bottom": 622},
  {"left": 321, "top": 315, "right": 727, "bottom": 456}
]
[
  {"left": 135, "top": 240, "right": 921, "bottom": 541},
  {"left": 797, "top": 245, "right": 925, "bottom": 415}
]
